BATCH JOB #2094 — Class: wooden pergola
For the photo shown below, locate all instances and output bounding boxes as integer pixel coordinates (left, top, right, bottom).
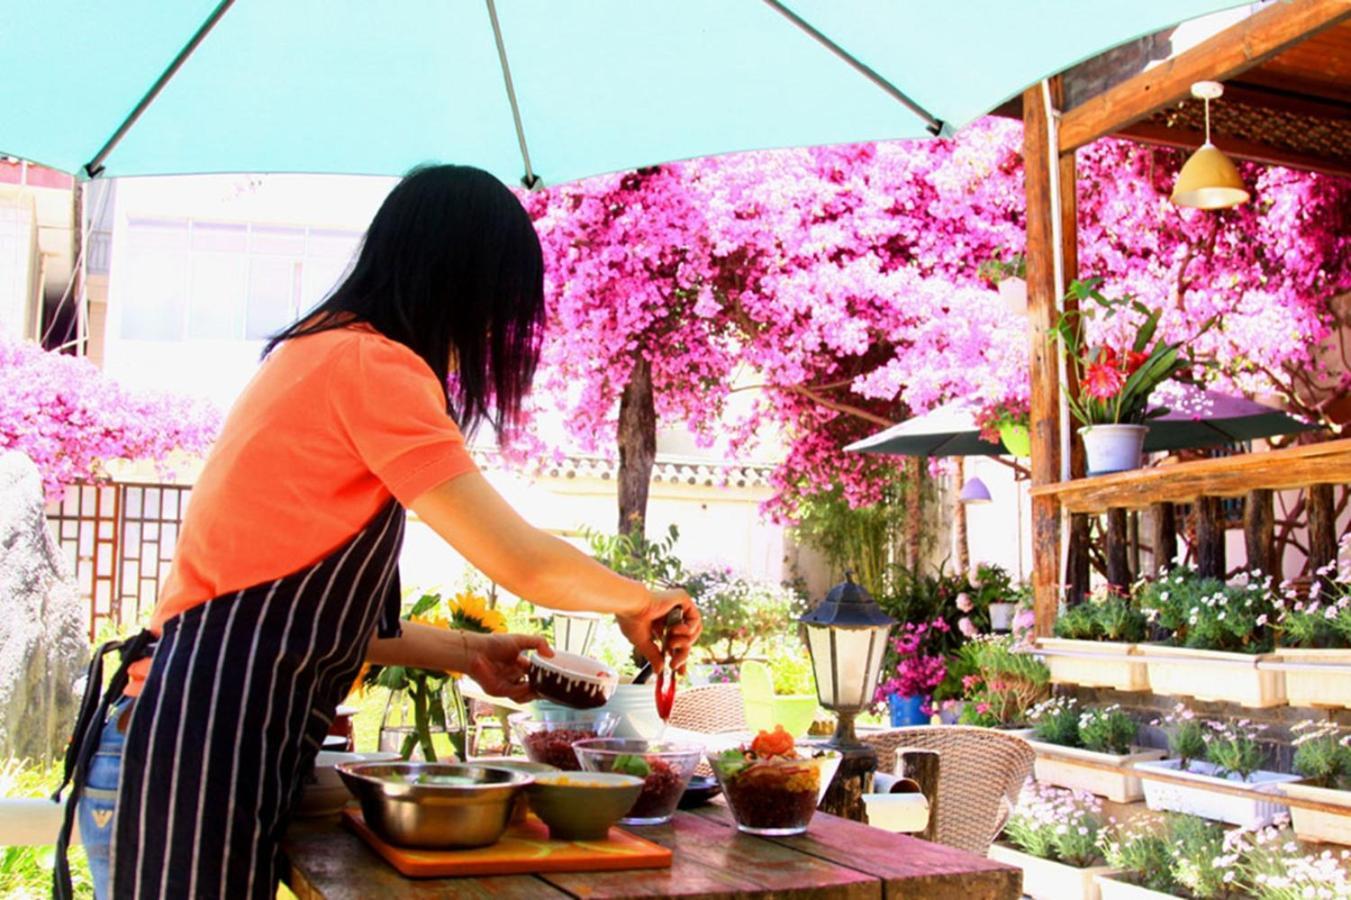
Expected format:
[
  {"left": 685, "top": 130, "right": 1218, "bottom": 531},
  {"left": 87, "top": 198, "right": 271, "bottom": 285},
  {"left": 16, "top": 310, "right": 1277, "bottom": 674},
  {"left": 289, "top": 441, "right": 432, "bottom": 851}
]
[{"left": 1019, "top": 0, "right": 1351, "bottom": 634}]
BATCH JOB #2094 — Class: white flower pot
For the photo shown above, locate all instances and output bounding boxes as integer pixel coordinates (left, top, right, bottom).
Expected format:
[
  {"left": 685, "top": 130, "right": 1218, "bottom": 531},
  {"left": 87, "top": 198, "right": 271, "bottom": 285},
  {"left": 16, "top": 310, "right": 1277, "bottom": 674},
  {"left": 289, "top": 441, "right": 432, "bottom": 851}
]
[
  {"left": 989, "top": 602, "right": 1017, "bottom": 632},
  {"left": 1039, "top": 638, "right": 1149, "bottom": 692},
  {"left": 1027, "top": 741, "right": 1167, "bottom": 803},
  {"left": 1141, "top": 645, "right": 1285, "bottom": 708},
  {"left": 596, "top": 684, "right": 663, "bottom": 740},
  {"left": 1079, "top": 424, "right": 1148, "bottom": 476},
  {"left": 1282, "top": 782, "right": 1351, "bottom": 845},
  {"left": 1135, "top": 759, "right": 1298, "bottom": 828},
  {"left": 1279, "top": 648, "right": 1351, "bottom": 709},
  {"left": 988, "top": 844, "right": 1117, "bottom": 900},
  {"left": 1095, "top": 874, "right": 1181, "bottom": 900},
  {"left": 998, "top": 277, "right": 1028, "bottom": 316}
]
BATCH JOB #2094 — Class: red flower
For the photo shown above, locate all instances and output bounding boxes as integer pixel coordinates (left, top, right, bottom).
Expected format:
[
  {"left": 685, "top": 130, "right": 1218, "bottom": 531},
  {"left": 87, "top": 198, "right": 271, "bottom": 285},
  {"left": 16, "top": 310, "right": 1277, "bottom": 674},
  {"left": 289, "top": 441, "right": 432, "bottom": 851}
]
[
  {"left": 1083, "top": 362, "right": 1126, "bottom": 400},
  {"left": 1124, "top": 350, "right": 1149, "bottom": 374},
  {"left": 1096, "top": 346, "right": 1119, "bottom": 369}
]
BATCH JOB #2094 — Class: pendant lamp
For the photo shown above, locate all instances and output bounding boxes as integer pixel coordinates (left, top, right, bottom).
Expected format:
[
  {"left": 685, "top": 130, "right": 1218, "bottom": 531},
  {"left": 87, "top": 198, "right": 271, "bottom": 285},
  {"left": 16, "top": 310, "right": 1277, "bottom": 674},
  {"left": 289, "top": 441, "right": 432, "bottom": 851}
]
[
  {"left": 960, "top": 477, "right": 993, "bottom": 504},
  {"left": 1171, "top": 81, "right": 1249, "bottom": 210}
]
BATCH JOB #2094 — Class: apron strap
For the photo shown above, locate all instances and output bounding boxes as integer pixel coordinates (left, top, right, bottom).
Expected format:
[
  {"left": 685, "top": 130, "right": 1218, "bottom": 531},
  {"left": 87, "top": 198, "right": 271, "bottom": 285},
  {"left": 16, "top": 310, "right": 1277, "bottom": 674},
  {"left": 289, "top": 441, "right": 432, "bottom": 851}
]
[{"left": 52, "top": 628, "right": 155, "bottom": 900}]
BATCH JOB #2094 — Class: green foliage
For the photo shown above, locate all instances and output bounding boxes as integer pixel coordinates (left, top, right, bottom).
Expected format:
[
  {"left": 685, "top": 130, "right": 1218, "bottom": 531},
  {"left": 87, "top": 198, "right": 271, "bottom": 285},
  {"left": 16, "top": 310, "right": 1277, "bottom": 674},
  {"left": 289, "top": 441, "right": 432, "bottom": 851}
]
[
  {"left": 1029, "top": 696, "right": 1081, "bottom": 748},
  {"left": 977, "top": 251, "right": 1026, "bottom": 286},
  {"left": 1169, "top": 814, "right": 1231, "bottom": 899},
  {"left": 1205, "top": 719, "right": 1269, "bottom": 782},
  {"left": 0, "top": 758, "right": 94, "bottom": 898},
  {"left": 873, "top": 564, "right": 978, "bottom": 704},
  {"left": 1137, "top": 567, "right": 1277, "bottom": 653},
  {"left": 790, "top": 477, "right": 924, "bottom": 597},
  {"left": 684, "top": 568, "right": 807, "bottom": 665},
  {"left": 583, "top": 523, "right": 685, "bottom": 587},
  {"left": 1278, "top": 577, "right": 1351, "bottom": 649},
  {"left": 1155, "top": 704, "right": 1208, "bottom": 772},
  {"left": 956, "top": 635, "right": 1050, "bottom": 727},
  {"left": 1078, "top": 705, "right": 1136, "bottom": 755},
  {"left": 1099, "top": 819, "right": 1179, "bottom": 894},
  {"left": 1101, "top": 814, "right": 1228, "bottom": 898},
  {"left": 765, "top": 639, "right": 817, "bottom": 695},
  {"left": 1053, "top": 586, "right": 1146, "bottom": 642},
  {"left": 1291, "top": 721, "right": 1351, "bottom": 789}
]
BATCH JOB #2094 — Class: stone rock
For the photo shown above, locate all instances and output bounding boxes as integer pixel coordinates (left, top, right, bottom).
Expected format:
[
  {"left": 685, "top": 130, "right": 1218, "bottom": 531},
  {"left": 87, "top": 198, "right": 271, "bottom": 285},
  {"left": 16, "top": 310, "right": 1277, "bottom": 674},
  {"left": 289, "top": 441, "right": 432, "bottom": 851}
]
[{"left": 0, "top": 451, "right": 87, "bottom": 763}]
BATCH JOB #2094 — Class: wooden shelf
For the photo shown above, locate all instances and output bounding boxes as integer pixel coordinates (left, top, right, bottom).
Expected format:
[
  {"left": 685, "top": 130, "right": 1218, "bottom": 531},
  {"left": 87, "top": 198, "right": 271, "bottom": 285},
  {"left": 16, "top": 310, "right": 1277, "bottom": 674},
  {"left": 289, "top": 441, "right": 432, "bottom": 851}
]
[{"left": 1029, "top": 437, "right": 1351, "bottom": 513}]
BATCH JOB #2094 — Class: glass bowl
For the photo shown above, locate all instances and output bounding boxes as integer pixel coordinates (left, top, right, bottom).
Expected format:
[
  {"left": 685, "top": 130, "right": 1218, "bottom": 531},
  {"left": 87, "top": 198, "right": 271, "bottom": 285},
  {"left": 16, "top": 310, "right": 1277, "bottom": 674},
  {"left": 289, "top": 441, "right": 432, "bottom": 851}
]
[
  {"left": 572, "top": 738, "right": 702, "bottom": 825},
  {"left": 508, "top": 710, "right": 619, "bottom": 771},
  {"left": 708, "top": 748, "right": 842, "bottom": 835}
]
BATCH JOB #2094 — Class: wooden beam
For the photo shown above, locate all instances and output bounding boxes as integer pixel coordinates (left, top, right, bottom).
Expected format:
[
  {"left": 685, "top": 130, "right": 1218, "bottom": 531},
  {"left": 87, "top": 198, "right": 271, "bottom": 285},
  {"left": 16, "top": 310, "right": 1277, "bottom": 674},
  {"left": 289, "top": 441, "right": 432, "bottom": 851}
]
[
  {"left": 1024, "top": 80, "right": 1065, "bottom": 637},
  {"left": 1030, "top": 437, "right": 1351, "bottom": 513},
  {"left": 1106, "top": 508, "right": 1131, "bottom": 588},
  {"left": 1151, "top": 502, "right": 1178, "bottom": 576},
  {"left": 1120, "top": 121, "right": 1351, "bottom": 180},
  {"left": 1244, "top": 489, "right": 1277, "bottom": 577},
  {"left": 1308, "top": 483, "right": 1338, "bottom": 573},
  {"left": 1059, "top": 0, "right": 1351, "bottom": 152}
]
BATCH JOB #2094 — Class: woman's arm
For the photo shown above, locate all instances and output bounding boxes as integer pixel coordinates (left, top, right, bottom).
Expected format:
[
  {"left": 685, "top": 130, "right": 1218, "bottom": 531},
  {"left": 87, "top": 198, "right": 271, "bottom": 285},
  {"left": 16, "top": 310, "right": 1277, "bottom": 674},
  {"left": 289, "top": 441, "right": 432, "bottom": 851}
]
[
  {"left": 409, "top": 472, "right": 701, "bottom": 671},
  {"left": 366, "top": 621, "right": 551, "bottom": 704}
]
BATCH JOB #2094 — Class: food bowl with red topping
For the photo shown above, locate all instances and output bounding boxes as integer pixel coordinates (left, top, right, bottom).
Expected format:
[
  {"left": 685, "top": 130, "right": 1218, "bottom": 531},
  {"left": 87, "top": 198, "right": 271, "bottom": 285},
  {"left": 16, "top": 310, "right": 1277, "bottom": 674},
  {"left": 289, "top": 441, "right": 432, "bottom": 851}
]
[
  {"left": 572, "top": 738, "right": 702, "bottom": 825},
  {"left": 707, "top": 726, "right": 842, "bottom": 836},
  {"left": 508, "top": 710, "right": 619, "bottom": 771},
  {"left": 526, "top": 651, "right": 618, "bottom": 710}
]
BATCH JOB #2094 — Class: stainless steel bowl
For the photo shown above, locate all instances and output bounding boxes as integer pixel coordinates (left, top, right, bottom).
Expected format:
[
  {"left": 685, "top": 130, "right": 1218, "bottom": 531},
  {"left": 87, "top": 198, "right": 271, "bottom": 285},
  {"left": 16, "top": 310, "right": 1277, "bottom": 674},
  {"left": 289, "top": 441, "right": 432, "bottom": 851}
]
[{"left": 336, "top": 762, "right": 534, "bottom": 849}]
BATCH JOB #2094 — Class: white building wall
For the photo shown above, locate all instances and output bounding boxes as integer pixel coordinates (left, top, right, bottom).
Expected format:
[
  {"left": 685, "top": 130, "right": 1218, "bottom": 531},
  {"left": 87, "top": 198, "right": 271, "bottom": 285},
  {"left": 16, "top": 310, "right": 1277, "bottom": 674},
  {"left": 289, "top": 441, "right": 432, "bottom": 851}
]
[{"left": 0, "top": 188, "right": 40, "bottom": 340}]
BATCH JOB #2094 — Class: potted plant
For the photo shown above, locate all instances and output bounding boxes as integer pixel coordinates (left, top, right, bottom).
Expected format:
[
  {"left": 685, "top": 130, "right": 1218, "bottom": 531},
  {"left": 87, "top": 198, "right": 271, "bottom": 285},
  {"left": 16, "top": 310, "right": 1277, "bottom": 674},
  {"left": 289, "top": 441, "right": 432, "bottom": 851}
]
[
  {"left": 1227, "top": 820, "right": 1351, "bottom": 898},
  {"left": 1053, "top": 279, "right": 1210, "bottom": 475},
  {"left": 1281, "top": 720, "right": 1351, "bottom": 844},
  {"left": 1025, "top": 697, "right": 1165, "bottom": 802},
  {"left": 972, "top": 563, "right": 1024, "bottom": 633},
  {"left": 1042, "top": 585, "right": 1150, "bottom": 691},
  {"left": 1096, "top": 814, "right": 1231, "bottom": 900},
  {"left": 1134, "top": 706, "right": 1298, "bottom": 828},
  {"left": 1276, "top": 556, "right": 1351, "bottom": 708},
  {"left": 988, "top": 782, "right": 1118, "bottom": 899},
  {"left": 977, "top": 399, "right": 1032, "bottom": 458},
  {"left": 1137, "top": 568, "right": 1285, "bottom": 708},
  {"left": 875, "top": 620, "right": 948, "bottom": 726},
  {"left": 978, "top": 251, "right": 1027, "bottom": 316},
  {"left": 955, "top": 634, "right": 1050, "bottom": 733}
]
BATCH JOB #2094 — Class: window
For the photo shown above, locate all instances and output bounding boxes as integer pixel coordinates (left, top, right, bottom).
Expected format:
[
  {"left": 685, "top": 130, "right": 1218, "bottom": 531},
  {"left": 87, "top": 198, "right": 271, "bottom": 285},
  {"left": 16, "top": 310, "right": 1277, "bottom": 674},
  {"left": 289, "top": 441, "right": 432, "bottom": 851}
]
[{"left": 117, "top": 219, "right": 361, "bottom": 343}]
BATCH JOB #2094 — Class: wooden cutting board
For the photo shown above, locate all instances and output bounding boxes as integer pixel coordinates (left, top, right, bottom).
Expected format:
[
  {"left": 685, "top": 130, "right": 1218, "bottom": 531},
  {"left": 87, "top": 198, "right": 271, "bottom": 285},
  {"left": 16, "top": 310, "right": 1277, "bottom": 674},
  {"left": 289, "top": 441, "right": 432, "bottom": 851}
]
[{"left": 341, "top": 809, "right": 673, "bottom": 878}]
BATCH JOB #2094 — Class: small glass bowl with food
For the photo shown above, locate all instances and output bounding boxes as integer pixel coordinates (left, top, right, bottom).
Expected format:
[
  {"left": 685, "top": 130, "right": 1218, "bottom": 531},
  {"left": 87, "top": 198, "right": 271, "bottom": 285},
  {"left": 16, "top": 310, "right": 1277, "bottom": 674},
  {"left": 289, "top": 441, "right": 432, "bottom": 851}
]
[
  {"left": 707, "top": 726, "right": 842, "bottom": 836},
  {"left": 572, "top": 738, "right": 702, "bottom": 825},
  {"left": 508, "top": 709, "right": 619, "bottom": 771}
]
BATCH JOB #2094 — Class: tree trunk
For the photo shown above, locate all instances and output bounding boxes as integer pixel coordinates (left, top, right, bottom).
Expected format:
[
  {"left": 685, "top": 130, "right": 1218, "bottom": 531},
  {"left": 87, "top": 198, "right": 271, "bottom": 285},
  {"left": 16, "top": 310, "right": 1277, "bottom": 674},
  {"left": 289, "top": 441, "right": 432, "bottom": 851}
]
[
  {"left": 617, "top": 356, "right": 657, "bottom": 537},
  {"left": 1244, "top": 489, "right": 1276, "bottom": 578},
  {"left": 905, "top": 458, "right": 923, "bottom": 571},
  {"left": 1195, "top": 497, "right": 1226, "bottom": 579},
  {"left": 1151, "top": 502, "right": 1178, "bottom": 577},
  {"left": 1308, "top": 483, "right": 1336, "bottom": 576},
  {"left": 1106, "top": 508, "right": 1131, "bottom": 590},
  {"left": 954, "top": 458, "right": 970, "bottom": 575}
]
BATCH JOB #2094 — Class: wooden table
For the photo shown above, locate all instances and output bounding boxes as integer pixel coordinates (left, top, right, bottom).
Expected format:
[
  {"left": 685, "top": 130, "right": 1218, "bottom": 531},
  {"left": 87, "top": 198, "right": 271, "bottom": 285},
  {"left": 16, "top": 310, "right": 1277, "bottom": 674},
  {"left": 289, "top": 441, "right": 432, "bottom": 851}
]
[{"left": 283, "top": 804, "right": 1021, "bottom": 899}]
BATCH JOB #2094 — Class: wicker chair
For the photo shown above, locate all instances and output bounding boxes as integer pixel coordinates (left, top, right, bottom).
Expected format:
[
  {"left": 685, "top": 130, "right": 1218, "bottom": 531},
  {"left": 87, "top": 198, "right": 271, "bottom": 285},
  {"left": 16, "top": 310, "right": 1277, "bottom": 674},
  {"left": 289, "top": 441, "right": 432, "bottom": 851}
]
[
  {"left": 667, "top": 683, "right": 747, "bottom": 734},
  {"left": 861, "top": 726, "right": 1034, "bottom": 856}
]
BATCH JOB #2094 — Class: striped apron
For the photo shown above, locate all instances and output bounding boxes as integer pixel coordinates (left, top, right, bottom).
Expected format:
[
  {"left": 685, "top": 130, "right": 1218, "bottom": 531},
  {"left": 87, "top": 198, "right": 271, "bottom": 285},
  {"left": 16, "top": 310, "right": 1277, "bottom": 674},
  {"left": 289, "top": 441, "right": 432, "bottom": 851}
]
[{"left": 54, "top": 500, "right": 406, "bottom": 899}]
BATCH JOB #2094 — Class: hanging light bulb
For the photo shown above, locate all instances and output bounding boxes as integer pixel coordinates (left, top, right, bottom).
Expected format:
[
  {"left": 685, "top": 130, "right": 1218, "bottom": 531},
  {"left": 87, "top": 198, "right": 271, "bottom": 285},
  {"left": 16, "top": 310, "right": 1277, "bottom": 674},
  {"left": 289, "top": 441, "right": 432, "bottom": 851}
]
[{"left": 1171, "top": 81, "right": 1250, "bottom": 210}]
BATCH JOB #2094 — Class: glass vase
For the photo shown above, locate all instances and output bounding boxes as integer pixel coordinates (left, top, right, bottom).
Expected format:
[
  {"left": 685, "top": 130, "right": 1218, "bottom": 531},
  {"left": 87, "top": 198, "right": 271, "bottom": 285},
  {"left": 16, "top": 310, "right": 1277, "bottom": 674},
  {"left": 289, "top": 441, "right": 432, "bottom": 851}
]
[{"left": 378, "top": 677, "right": 469, "bottom": 762}]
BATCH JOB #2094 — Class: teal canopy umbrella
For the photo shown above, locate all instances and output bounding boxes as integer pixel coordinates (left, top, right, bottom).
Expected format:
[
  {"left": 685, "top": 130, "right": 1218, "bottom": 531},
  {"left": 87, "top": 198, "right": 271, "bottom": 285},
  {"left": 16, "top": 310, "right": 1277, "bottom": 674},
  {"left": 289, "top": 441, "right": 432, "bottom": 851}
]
[
  {"left": 847, "top": 387, "right": 1318, "bottom": 458},
  {"left": 1, "top": 1, "right": 1246, "bottom": 183}
]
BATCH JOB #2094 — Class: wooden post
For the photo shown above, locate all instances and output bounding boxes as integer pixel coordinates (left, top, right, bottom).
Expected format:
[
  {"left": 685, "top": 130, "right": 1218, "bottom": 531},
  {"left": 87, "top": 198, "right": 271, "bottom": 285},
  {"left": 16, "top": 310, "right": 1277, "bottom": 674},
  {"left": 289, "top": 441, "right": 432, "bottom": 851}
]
[
  {"left": 1107, "top": 508, "right": 1131, "bottom": 588},
  {"left": 1067, "top": 514, "right": 1091, "bottom": 605},
  {"left": 896, "top": 749, "right": 941, "bottom": 844},
  {"left": 1152, "top": 502, "right": 1178, "bottom": 577},
  {"left": 1024, "top": 79, "right": 1073, "bottom": 637},
  {"left": 1196, "top": 497, "right": 1226, "bottom": 579},
  {"left": 955, "top": 458, "right": 970, "bottom": 575},
  {"left": 1308, "top": 483, "right": 1337, "bottom": 574},
  {"left": 1244, "top": 489, "right": 1276, "bottom": 577}
]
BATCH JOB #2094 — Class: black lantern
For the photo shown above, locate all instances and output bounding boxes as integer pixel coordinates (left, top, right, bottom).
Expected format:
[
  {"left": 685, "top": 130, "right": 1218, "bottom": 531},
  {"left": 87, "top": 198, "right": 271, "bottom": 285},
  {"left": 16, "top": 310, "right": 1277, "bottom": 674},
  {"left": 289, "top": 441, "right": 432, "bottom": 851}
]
[{"left": 800, "top": 571, "right": 895, "bottom": 750}]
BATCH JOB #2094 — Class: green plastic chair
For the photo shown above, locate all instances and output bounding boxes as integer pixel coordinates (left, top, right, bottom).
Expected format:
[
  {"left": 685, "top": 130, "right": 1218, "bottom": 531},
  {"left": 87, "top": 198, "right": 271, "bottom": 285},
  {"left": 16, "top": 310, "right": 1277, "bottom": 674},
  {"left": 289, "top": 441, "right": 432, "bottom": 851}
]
[{"left": 740, "top": 660, "right": 817, "bottom": 738}]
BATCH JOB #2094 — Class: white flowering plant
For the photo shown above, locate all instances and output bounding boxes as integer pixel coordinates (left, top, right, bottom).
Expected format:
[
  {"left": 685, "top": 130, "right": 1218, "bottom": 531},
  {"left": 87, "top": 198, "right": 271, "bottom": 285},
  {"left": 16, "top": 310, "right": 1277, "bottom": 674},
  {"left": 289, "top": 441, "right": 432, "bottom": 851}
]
[
  {"left": 1137, "top": 566, "right": 1278, "bottom": 653},
  {"left": 1278, "top": 540, "right": 1351, "bottom": 649},
  {"left": 1100, "top": 813, "right": 1231, "bottom": 897},
  {"left": 1002, "top": 781, "right": 1104, "bottom": 867},
  {"left": 1291, "top": 720, "right": 1351, "bottom": 790},
  {"left": 1053, "top": 584, "right": 1147, "bottom": 642},
  {"left": 1202, "top": 718, "right": 1270, "bottom": 782},
  {"left": 1078, "top": 704, "right": 1136, "bottom": 755},
  {"left": 1171, "top": 813, "right": 1238, "bottom": 898},
  {"left": 1227, "top": 820, "right": 1351, "bottom": 900},
  {"left": 1153, "top": 703, "right": 1207, "bottom": 772},
  {"left": 1028, "top": 695, "right": 1081, "bottom": 747}
]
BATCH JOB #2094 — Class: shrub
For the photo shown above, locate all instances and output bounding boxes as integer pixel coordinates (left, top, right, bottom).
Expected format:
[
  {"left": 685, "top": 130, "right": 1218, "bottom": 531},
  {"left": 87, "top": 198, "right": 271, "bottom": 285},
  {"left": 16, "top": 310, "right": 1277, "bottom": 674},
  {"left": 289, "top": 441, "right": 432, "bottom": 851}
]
[
  {"left": 1002, "top": 782, "right": 1103, "bottom": 867},
  {"left": 1138, "top": 566, "right": 1278, "bottom": 653},
  {"left": 1053, "top": 585, "right": 1146, "bottom": 642},
  {"left": 1154, "top": 703, "right": 1207, "bottom": 772},
  {"left": 1278, "top": 552, "right": 1351, "bottom": 649},
  {"left": 1078, "top": 705, "right": 1136, "bottom": 755},
  {"left": 1291, "top": 721, "right": 1351, "bottom": 790},
  {"left": 955, "top": 635, "right": 1050, "bottom": 727},
  {"left": 1028, "top": 696, "right": 1080, "bottom": 747},
  {"left": 683, "top": 567, "right": 806, "bottom": 665},
  {"left": 1099, "top": 818, "right": 1180, "bottom": 894},
  {"left": 1204, "top": 718, "right": 1269, "bottom": 782}
]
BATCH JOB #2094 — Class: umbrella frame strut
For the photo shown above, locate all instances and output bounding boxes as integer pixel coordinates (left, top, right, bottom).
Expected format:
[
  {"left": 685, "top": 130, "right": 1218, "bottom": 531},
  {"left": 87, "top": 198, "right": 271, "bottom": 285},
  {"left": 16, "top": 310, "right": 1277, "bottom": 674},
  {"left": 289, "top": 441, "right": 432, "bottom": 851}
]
[
  {"left": 83, "top": 0, "right": 238, "bottom": 178},
  {"left": 484, "top": 0, "right": 540, "bottom": 189},
  {"left": 760, "top": 0, "right": 945, "bottom": 136}
]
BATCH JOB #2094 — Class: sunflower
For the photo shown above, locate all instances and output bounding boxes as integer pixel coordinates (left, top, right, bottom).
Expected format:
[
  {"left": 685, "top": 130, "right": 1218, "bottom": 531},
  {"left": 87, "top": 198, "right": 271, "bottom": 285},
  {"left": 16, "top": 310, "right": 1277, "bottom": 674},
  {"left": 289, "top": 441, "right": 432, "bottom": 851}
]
[{"left": 447, "top": 591, "right": 507, "bottom": 634}]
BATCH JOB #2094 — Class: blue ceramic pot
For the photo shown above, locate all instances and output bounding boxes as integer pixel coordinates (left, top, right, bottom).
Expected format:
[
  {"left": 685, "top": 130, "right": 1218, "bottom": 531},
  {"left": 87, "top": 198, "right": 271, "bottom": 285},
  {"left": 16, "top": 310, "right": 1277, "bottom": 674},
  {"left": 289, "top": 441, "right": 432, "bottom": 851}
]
[{"left": 887, "top": 694, "right": 929, "bottom": 727}]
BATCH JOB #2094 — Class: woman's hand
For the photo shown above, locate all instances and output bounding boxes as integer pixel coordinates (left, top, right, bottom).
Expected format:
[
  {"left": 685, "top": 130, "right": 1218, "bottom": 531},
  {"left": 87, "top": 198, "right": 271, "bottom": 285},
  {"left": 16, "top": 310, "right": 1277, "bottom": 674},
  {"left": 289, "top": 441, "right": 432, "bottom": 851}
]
[
  {"left": 617, "top": 588, "right": 702, "bottom": 675},
  {"left": 465, "top": 633, "right": 553, "bottom": 704}
]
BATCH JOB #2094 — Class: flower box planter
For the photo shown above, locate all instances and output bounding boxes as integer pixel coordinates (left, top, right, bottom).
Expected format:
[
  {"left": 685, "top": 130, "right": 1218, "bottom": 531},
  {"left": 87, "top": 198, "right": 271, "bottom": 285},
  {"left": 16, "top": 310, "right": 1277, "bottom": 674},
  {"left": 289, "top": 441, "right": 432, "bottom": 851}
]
[
  {"left": 1134, "top": 759, "right": 1298, "bottom": 828},
  {"left": 1095, "top": 874, "right": 1181, "bottom": 900},
  {"left": 1282, "top": 782, "right": 1351, "bottom": 845},
  {"left": 1039, "top": 639, "right": 1149, "bottom": 692},
  {"left": 1278, "top": 648, "right": 1351, "bottom": 709},
  {"left": 987, "top": 843, "right": 1117, "bottom": 900},
  {"left": 1141, "top": 645, "right": 1285, "bottom": 708},
  {"left": 1027, "top": 740, "right": 1167, "bottom": 802}
]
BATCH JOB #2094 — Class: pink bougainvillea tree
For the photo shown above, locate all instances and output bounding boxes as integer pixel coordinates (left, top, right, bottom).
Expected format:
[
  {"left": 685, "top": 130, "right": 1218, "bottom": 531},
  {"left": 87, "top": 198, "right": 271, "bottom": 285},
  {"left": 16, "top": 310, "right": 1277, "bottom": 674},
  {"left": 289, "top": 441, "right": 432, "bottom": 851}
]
[
  {"left": 0, "top": 338, "right": 220, "bottom": 501},
  {"left": 517, "top": 119, "right": 1351, "bottom": 533}
]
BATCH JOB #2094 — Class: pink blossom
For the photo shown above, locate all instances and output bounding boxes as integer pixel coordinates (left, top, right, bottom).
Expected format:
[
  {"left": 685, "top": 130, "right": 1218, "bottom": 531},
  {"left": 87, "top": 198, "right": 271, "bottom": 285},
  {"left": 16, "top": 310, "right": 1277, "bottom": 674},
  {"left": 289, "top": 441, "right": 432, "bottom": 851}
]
[
  {"left": 956, "top": 592, "right": 973, "bottom": 612},
  {"left": 958, "top": 616, "right": 978, "bottom": 638}
]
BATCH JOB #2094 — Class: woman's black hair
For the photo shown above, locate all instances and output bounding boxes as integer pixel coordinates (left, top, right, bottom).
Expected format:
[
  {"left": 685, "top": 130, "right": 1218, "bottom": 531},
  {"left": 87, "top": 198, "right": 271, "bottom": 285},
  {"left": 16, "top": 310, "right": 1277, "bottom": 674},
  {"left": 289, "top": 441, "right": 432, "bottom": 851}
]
[{"left": 264, "top": 164, "right": 545, "bottom": 437}]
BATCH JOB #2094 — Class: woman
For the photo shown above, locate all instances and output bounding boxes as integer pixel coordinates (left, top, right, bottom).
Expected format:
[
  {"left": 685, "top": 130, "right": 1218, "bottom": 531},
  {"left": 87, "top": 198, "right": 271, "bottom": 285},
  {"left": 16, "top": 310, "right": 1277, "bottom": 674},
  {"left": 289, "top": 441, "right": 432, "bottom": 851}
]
[{"left": 53, "top": 165, "right": 701, "bottom": 900}]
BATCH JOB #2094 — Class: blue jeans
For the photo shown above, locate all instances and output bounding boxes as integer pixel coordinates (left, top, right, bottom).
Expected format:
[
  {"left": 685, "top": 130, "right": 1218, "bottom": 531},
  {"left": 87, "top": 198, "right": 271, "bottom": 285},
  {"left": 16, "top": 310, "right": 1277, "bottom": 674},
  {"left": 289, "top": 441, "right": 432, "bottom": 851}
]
[{"left": 77, "top": 697, "right": 130, "bottom": 900}]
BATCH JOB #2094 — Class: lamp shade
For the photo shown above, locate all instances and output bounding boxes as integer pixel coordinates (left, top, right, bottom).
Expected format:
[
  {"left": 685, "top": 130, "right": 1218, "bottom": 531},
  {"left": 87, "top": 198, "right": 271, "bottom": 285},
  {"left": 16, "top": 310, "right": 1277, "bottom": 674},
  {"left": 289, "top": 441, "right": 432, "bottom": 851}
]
[
  {"left": 800, "top": 573, "right": 895, "bottom": 714},
  {"left": 1171, "top": 142, "right": 1249, "bottom": 209},
  {"left": 551, "top": 611, "right": 602, "bottom": 656},
  {"left": 960, "top": 477, "right": 993, "bottom": 504}
]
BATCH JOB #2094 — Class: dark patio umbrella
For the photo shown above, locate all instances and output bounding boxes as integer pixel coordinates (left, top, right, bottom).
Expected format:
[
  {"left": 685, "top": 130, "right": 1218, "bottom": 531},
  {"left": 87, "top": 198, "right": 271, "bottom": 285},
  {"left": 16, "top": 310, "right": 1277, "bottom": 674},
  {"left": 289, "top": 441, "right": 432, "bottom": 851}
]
[{"left": 846, "top": 386, "right": 1317, "bottom": 458}]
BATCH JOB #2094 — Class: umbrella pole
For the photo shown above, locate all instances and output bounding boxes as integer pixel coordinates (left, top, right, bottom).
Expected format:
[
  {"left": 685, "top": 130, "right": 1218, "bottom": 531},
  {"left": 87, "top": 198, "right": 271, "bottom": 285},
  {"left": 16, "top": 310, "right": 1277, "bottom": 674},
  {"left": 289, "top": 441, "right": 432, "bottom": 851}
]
[{"left": 1043, "top": 80, "right": 1074, "bottom": 607}]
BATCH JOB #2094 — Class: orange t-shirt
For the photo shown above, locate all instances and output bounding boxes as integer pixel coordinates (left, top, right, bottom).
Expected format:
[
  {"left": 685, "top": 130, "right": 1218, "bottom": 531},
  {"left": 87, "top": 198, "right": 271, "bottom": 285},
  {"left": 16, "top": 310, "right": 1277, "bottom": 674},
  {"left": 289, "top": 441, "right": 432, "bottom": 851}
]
[{"left": 127, "top": 323, "right": 477, "bottom": 693}]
